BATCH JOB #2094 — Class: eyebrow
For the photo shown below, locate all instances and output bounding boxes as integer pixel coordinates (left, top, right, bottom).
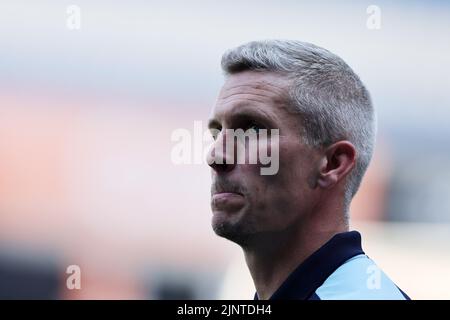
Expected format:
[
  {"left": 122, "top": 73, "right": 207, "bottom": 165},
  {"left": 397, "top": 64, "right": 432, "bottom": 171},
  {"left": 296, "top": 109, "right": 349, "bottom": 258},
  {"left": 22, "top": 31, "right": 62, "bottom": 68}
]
[{"left": 208, "top": 103, "right": 277, "bottom": 130}]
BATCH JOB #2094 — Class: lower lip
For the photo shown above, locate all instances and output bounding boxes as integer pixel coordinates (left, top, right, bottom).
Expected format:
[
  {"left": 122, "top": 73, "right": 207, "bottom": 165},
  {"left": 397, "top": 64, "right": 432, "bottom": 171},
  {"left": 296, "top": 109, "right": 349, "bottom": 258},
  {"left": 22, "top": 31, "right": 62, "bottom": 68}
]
[{"left": 211, "top": 192, "right": 245, "bottom": 211}]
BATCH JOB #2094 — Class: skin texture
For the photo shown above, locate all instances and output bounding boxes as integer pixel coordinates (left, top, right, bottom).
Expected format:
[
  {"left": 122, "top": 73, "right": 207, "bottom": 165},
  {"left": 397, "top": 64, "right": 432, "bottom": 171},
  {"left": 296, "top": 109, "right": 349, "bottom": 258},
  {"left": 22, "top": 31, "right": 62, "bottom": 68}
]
[{"left": 207, "top": 71, "right": 356, "bottom": 300}]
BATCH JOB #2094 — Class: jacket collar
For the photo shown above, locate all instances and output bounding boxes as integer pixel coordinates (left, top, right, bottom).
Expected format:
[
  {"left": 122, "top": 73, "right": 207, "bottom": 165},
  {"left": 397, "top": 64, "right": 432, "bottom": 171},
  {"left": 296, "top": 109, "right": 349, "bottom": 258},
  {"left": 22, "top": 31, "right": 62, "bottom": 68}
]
[{"left": 254, "top": 230, "right": 364, "bottom": 300}]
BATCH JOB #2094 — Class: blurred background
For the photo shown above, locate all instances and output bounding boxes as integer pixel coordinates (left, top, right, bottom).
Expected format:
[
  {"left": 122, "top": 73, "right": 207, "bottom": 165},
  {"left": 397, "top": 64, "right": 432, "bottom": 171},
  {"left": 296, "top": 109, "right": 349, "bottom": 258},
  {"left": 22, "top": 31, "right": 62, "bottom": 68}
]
[{"left": 0, "top": 0, "right": 449, "bottom": 299}]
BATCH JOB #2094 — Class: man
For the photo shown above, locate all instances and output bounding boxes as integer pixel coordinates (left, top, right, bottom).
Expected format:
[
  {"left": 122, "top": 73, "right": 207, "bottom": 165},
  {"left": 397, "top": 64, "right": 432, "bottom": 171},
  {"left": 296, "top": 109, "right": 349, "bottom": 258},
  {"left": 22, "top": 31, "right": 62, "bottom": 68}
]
[{"left": 206, "top": 40, "right": 409, "bottom": 300}]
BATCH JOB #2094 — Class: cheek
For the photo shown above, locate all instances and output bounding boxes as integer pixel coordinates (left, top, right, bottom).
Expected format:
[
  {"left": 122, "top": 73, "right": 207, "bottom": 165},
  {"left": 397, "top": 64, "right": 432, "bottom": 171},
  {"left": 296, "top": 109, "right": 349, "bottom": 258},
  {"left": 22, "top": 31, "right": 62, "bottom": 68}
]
[
  {"left": 276, "top": 143, "right": 306, "bottom": 184},
  {"left": 242, "top": 158, "right": 298, "bottom": 216},
  {"left": 239, "top": 140, "right": 316, "bottom": 214},
  {"left": 266, "top": 145, "right": 316, "bottom": 206}
]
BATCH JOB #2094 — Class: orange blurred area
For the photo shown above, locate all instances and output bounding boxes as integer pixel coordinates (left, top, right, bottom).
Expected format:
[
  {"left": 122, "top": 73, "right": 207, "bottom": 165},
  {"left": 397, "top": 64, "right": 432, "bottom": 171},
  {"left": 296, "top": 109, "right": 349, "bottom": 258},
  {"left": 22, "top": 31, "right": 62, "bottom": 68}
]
[{"left": 0, "top": 91, "right": 233, "bottom": 299}]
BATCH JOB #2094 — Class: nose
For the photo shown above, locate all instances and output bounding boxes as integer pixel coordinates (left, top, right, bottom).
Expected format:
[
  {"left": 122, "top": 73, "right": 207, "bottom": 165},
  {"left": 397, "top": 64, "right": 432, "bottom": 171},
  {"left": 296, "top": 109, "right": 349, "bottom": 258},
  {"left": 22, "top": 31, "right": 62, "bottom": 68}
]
[{"left": 206, "top": 131, "right": 236, "bottom": 173}]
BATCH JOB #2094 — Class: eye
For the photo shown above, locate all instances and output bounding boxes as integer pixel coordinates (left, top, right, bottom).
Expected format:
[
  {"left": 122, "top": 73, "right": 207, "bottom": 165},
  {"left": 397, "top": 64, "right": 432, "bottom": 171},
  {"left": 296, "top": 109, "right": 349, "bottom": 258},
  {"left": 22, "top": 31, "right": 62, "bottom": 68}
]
[{"left": 245, "top": 122, "right": 264, "bottom": 133}]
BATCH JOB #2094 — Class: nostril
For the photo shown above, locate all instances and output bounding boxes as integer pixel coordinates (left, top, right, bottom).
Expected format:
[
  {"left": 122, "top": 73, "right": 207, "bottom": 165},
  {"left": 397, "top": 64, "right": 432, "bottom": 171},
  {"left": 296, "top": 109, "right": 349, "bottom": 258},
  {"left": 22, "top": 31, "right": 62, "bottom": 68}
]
[
  {"left": 210, "top": 161, "right": 234, "bottom": 173},
  {"left": 208, "top": 152, "right": 235, "bottom": 172}
]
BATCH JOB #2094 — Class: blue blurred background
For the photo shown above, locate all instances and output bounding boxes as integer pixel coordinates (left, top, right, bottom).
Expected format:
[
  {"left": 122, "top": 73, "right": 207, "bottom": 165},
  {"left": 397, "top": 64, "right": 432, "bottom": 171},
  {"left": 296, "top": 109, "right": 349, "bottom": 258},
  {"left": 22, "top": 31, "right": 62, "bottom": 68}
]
[{"left": 0, "top": 0, "right": 449, "bottom": 299}]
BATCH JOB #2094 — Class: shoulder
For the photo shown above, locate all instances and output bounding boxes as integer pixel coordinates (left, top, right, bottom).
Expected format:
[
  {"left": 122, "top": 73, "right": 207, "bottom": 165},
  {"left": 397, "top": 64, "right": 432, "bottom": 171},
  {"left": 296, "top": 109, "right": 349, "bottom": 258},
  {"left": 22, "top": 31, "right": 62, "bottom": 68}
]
[{"left": 313, "top": 254, "right": 409, "bottom": 300}]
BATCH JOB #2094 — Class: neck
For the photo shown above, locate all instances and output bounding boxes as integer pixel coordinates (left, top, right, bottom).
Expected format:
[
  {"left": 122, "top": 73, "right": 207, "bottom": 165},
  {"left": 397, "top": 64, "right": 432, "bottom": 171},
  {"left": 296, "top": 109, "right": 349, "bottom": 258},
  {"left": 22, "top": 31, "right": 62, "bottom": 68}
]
[{"left": 243, "top": 205, "right": 348, "bottom": 300}]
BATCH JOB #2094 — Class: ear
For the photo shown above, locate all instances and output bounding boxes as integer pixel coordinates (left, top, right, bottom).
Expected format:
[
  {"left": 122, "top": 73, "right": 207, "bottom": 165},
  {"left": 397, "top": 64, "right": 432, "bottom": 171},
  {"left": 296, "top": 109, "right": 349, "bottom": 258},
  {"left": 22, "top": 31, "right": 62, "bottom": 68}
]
[{"left": 317, "top": 141, "right": 357, "bottom": 189}]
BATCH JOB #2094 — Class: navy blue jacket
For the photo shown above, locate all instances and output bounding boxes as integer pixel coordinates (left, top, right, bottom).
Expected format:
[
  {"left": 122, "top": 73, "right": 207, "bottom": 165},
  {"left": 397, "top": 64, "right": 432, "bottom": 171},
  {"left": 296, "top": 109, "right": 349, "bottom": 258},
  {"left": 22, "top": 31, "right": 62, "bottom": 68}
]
[{"left": 254, "top": 231, "right": 410, "bottom": 300}]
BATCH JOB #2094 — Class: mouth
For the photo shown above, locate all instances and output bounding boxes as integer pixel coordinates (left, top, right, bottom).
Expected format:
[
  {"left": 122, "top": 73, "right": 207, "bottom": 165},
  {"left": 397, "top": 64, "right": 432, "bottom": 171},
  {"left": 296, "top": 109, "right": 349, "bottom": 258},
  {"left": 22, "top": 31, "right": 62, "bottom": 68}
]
[
  {"left": 211, "top": 179, "right": 246, "bottom": 212},
  {"left": 211, "top": 182, "right": 244, "bottom": 197},
  {"left": 212, "top": 191, "right": 243, "bottom": 200},
  {"left": 211, "top": 191, "right": 245, "bottom": 212},
  {"left": 212, "top": 188, "right": 243, "bottom": 195}
]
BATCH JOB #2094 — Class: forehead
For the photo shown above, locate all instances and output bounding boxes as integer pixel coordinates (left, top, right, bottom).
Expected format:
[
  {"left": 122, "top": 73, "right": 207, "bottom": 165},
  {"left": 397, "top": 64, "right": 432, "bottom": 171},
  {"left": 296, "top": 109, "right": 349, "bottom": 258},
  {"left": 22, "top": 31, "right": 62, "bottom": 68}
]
[{"left": 212, "top": 71, "right": 291, "bottom": 121}]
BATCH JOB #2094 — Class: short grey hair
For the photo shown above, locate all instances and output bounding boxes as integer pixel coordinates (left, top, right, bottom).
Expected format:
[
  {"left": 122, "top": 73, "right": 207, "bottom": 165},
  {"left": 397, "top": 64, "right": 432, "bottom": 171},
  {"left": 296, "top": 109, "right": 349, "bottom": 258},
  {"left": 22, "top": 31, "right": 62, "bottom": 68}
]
[{"left": 221, "top": 40, "right": 376, "bottom": 208}]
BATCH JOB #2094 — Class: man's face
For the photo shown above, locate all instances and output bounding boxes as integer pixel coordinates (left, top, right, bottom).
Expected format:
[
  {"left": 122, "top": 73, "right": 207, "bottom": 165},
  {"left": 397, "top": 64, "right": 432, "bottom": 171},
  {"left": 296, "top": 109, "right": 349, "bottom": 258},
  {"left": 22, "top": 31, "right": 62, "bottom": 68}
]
[{"left": 207, "top": 71, "right": 321, "bottom": 245}]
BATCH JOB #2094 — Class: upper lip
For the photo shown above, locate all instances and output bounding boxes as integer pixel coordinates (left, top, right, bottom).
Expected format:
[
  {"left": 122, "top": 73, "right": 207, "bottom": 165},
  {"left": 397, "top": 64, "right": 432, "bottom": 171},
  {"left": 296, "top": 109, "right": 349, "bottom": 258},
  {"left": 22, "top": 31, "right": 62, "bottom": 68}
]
[
  {"left": 213, "top": 190, "right": 243, "bottom": 196},
  {"left": 211, "top": 183, "right": 244, "bottom": 196}
]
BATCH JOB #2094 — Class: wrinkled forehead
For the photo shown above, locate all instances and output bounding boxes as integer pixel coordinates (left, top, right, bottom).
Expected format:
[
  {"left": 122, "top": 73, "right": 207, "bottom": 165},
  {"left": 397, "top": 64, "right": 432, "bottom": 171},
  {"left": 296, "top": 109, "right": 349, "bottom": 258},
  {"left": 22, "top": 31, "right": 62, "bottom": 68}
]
[
  {"left": 218, "top": 71, "right": 289, "bottom": 101},
  {"left": 212, "top": 71, "right": 292, "bottom": 118}
]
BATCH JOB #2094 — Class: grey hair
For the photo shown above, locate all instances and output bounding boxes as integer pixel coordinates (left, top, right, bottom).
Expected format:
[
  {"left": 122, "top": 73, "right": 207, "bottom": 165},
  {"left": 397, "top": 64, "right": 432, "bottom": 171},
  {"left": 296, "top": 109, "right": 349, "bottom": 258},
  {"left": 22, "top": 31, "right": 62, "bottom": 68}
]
[{"left": 221, "top": 40, "right": 376, "bottom": 210}]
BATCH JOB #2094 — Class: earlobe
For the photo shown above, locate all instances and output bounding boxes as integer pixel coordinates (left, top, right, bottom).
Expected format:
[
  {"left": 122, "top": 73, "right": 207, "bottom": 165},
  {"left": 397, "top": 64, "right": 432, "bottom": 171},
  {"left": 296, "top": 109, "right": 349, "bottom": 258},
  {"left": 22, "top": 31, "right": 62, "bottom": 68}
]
[
  {"left": 317, "top": 167, "right": 338, "bottom": 189},
  {"left": 317, "top": 171, "right": 338, "bottom": 188},
  {"left": 316, "top": 157, "right": 334, "bottom": 189}
]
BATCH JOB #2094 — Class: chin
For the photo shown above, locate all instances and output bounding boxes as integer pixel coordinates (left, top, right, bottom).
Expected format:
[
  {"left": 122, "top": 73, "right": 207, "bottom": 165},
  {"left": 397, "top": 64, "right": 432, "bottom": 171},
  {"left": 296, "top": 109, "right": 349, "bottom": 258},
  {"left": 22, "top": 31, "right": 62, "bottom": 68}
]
[{"left": 211, "top": 213, "right": 254, "bottom": 246}]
